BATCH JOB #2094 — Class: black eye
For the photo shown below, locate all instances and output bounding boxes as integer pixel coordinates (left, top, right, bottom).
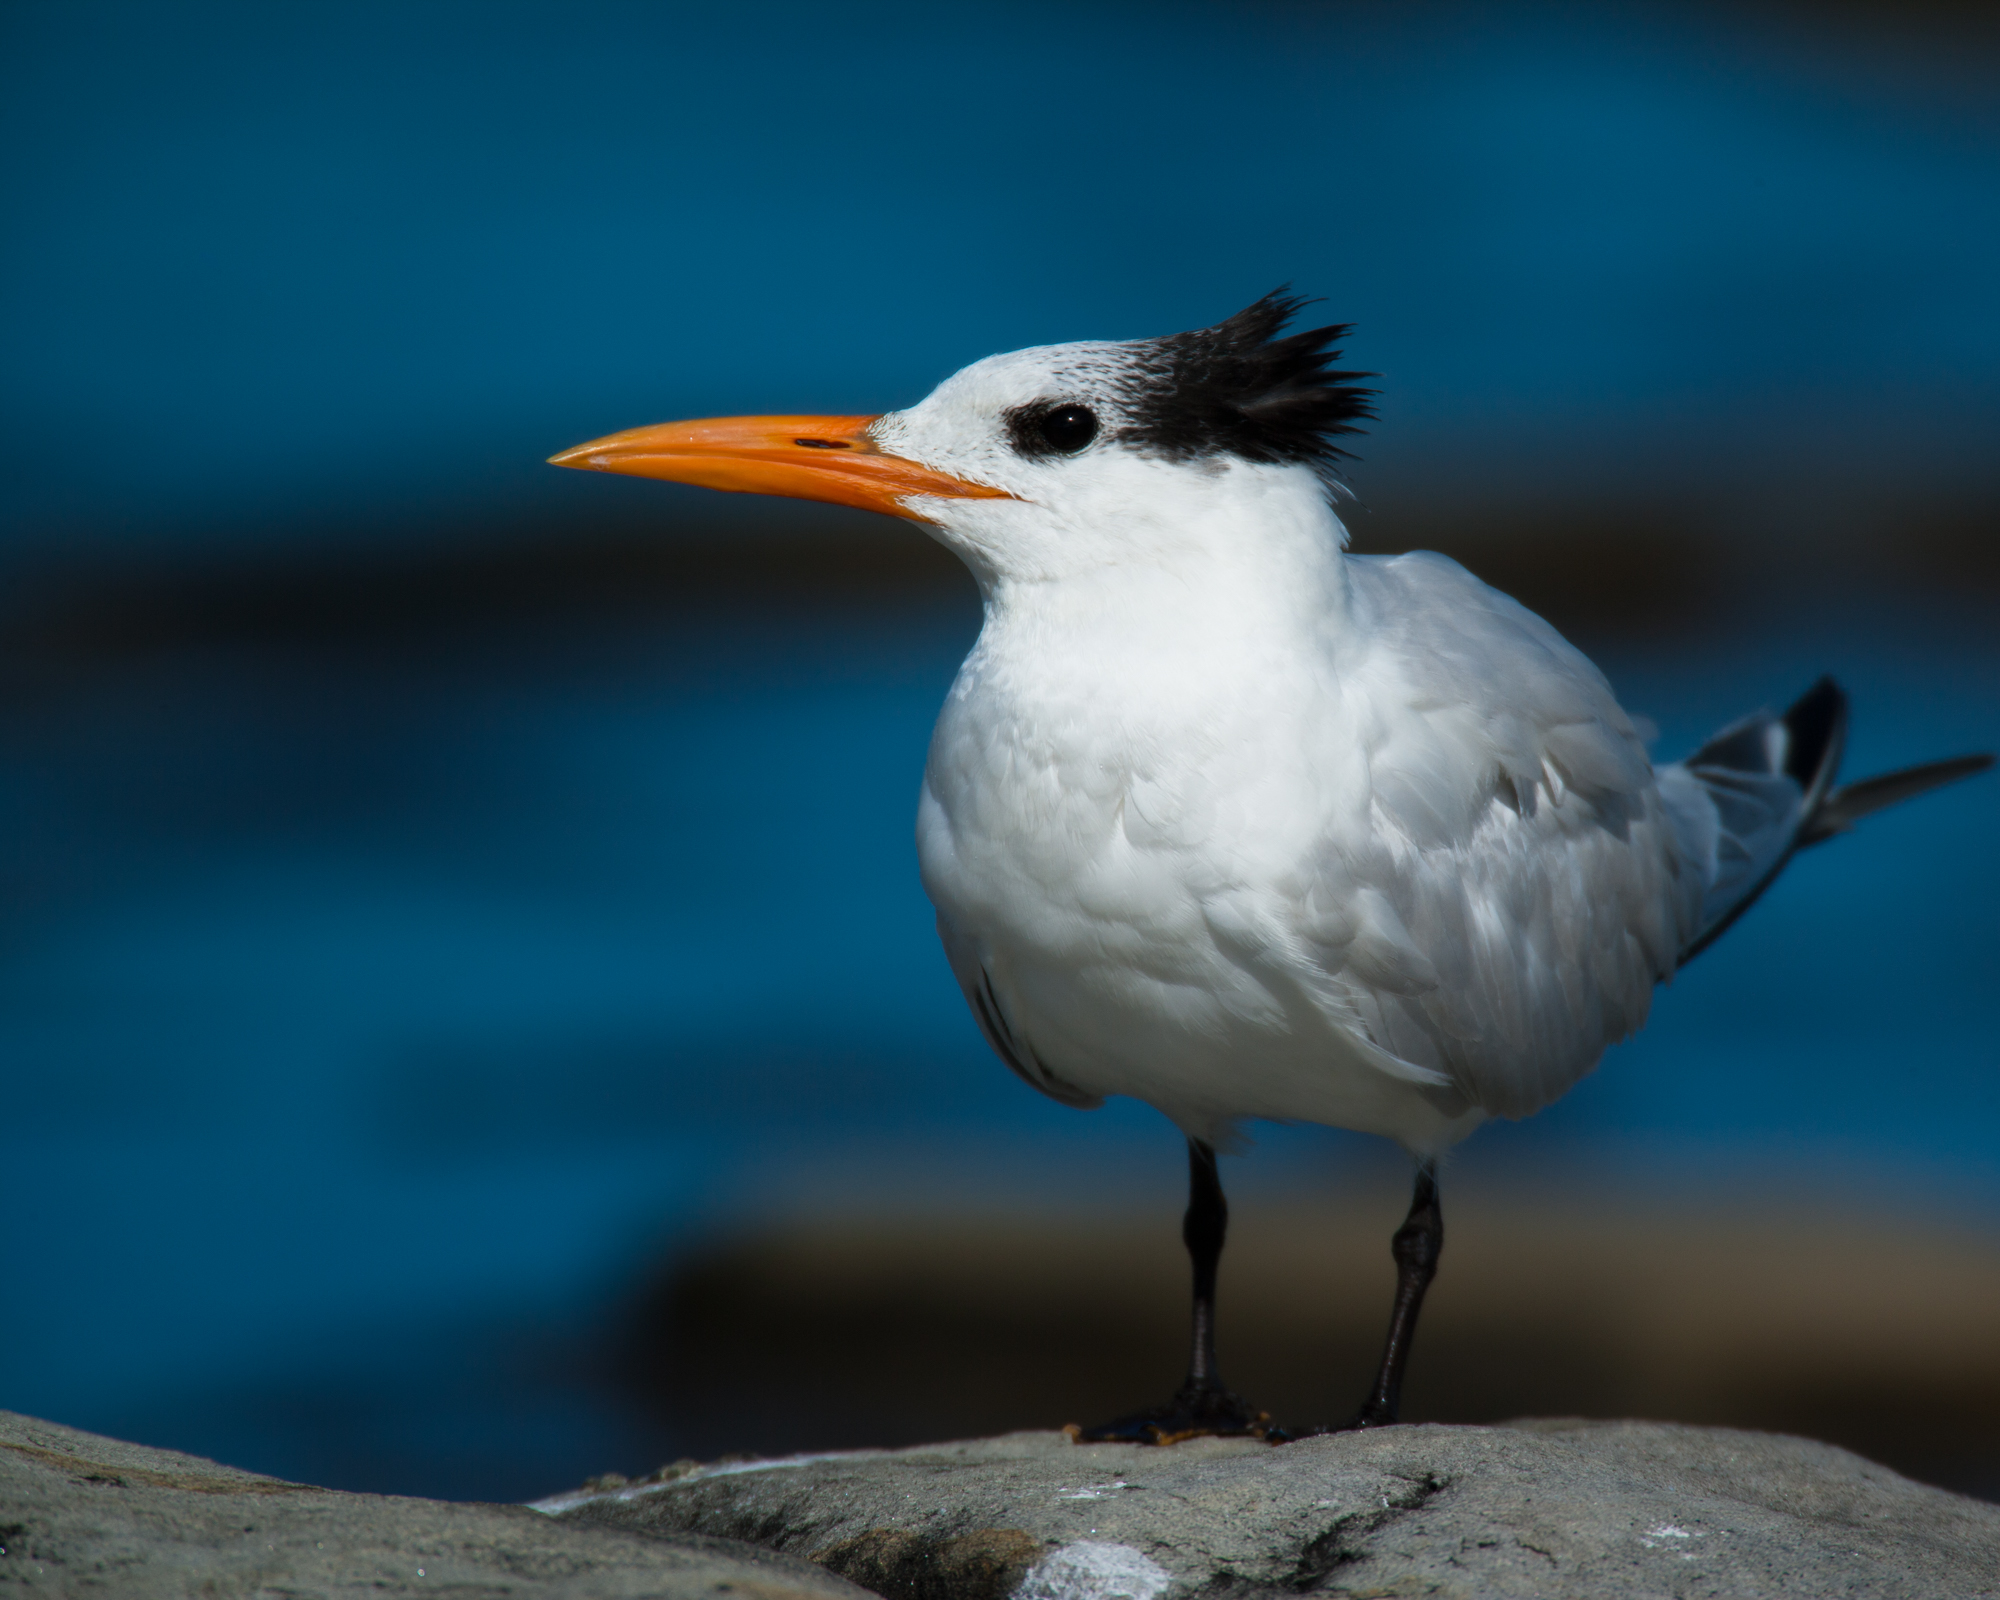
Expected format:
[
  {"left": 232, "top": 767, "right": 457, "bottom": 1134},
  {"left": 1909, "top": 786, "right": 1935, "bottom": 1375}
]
[
  {"left": 1037, "top": 404, "right": 1098, "bottom": 453},
  {"left": 1005, "top": 400, "right": 1101, "bottom": 458}
]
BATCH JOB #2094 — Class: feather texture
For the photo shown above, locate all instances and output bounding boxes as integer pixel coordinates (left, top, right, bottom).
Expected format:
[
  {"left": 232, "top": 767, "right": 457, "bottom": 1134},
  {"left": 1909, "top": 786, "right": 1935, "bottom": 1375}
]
[{"left": 881, "top": 311, "right": 1992, "bottom": 1156}]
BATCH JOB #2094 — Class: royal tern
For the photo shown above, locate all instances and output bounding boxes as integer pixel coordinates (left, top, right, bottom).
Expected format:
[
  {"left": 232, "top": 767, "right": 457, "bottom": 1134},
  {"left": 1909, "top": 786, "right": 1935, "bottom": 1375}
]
[{"left": 553, "top": 293, "right": 1991, "bottom": 1442}]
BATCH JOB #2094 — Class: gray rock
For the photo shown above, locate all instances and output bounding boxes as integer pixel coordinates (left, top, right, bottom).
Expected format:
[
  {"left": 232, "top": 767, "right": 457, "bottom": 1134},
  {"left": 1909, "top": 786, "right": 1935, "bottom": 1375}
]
[
  {"left": 0, "top": 1409, "right": 874, "bottom": 1599},
  {"left": 545, "top": 1420, "right": 2000, "bottom": 1599}
]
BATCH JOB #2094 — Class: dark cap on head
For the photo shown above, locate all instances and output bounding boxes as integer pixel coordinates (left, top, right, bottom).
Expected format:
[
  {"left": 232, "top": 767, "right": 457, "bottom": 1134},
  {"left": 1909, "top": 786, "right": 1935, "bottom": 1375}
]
[{"left": 1116, "top": 290, "right": 1377, "bottom": 468}]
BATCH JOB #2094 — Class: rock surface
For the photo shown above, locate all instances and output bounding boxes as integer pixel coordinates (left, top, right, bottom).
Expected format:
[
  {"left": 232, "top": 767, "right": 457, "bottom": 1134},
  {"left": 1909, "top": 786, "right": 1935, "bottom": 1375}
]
[
  {"left": 545, "top": 1420, "right": 2000, "bottom": 1599},
  {"left": 11, "top": 1406, "right": 2000, "bottom": 1598},
  {"left": 0, "top": 1409, "right": 874, "bottom": 1599}
]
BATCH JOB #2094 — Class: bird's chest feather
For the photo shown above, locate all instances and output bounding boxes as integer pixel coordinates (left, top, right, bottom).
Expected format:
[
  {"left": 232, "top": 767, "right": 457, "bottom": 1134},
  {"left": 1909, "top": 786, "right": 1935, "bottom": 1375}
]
[{"left": 916, "top": 606, "right": 1357, "bottom": 980}]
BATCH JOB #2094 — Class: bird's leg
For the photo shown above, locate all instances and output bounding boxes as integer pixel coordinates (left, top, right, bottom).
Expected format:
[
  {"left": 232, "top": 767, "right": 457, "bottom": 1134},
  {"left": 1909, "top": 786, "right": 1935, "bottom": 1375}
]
[
  {"left": 1182, "top": 1136, "right": 1227, "bottom": 1392},
  {"left": 1343, "top": 1160, "right": 1442, "bottom": 1430},
  {"left": 1071, "top": 1138, "right": 1283, "bottom": 1444}
]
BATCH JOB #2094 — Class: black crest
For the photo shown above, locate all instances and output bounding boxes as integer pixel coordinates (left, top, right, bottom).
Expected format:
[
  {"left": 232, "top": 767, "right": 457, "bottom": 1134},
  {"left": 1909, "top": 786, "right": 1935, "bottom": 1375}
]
[{"left": 1116, "top": 290, "right": 1376, "bottom": 468}]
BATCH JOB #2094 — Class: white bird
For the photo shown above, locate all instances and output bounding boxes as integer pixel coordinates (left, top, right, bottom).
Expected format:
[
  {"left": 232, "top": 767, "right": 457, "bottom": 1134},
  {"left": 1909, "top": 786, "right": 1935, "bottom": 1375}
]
[{"left": 553, "top": 293, "right": 1991, "bottom": 1442}]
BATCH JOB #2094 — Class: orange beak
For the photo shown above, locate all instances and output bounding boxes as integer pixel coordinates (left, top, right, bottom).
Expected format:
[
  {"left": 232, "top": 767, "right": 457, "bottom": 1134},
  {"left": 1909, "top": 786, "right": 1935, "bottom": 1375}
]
[{"left": 547, "top": 414, "right": 1011, "bottom": 521}]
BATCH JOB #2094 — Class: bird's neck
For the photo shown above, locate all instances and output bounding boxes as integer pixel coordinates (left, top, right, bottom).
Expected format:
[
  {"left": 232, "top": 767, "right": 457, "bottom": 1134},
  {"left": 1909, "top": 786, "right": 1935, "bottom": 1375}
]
[
  {"left": 988, "top": 488, "right": 1348, "bottom": 663},
  {"left": 956, "top": 491, "right": 1353, "bottom": 746}
]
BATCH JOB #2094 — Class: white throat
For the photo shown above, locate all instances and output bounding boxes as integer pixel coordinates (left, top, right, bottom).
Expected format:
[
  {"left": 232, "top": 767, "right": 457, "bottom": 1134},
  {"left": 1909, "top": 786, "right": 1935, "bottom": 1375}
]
[{"left": 919, "top": 455, "right": 1349, "bottom": 605}]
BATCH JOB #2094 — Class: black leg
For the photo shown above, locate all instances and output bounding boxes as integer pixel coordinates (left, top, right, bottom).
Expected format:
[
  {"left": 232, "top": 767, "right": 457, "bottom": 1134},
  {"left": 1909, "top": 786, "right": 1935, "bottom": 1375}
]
[
  {"left": 1182, "top": 1137, "right": 1227, "bottom": 1388},
  {"left": 1072, "top": 1138, "right": 1281, "bottom": 1444},
  {"left": 1345, "top": 1160, "right": 1442, "bottom": 1430}
]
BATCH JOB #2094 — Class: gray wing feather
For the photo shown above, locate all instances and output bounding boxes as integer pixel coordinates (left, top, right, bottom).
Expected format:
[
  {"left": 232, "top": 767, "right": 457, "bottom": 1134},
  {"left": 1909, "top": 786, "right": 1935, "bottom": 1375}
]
[
  {"left": 1669, "top": 681, "right": 1989, "bottom": 960},
  {"left": 1667, "top": 676, "right": 1844, "bottom": 962},
  {"left": 1309, "top": 570, "right": 1989, "bottom": 1121},
  {"left": 1317, "top": 553, "right": 1700, "bottom": 1120}
]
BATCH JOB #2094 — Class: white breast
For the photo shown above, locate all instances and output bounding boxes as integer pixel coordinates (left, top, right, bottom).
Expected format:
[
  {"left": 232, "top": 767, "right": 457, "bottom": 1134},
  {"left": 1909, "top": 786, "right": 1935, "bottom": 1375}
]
[
  {"left": 910, "top": 453, "right": 1706, "bottom": 1163},
  {"left": 915, "top": 542, "right": 1491, "bottom": 1153}
]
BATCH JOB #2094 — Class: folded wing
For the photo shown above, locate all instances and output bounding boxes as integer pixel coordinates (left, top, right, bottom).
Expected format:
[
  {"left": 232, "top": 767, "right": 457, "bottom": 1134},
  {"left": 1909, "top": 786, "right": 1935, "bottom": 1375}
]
[{"left": 1306, "top": 553, "right": 1699, "bottom": 1120}]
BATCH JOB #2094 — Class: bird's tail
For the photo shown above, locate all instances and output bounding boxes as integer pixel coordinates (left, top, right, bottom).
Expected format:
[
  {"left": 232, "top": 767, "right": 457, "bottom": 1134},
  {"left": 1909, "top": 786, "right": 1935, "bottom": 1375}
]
[
  {"left": 1671, "top": 677, "right": 1993, "bottom": 964},
  {"left": 1797, "top": 752, "right": 1997, "bottom": 846}
]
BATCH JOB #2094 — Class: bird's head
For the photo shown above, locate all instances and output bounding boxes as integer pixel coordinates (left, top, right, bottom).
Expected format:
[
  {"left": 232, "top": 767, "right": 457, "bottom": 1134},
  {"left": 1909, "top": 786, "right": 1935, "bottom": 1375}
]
[{"left": 551, "top": 291, "right": 1375, "bottom": 587}]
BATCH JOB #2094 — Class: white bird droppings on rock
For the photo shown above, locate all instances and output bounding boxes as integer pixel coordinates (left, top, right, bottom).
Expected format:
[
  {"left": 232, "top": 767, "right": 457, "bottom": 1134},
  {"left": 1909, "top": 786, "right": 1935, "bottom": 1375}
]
[{"left": 1013, "top": 1541, "right": 1172, "bottom": 1600}]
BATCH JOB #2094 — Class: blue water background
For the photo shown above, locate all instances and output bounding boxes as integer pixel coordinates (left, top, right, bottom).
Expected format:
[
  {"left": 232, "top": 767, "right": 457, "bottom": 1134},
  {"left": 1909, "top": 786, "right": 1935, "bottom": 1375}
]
[
  {"left": 1, "top": 0, "right": 1996, "bottom": 1501},
  {"left": 4, "top": 0, "right": 1997, "bottom": 554},
  {"left": 3, "top": 590, "right": 1993, "bottom": 1497}
]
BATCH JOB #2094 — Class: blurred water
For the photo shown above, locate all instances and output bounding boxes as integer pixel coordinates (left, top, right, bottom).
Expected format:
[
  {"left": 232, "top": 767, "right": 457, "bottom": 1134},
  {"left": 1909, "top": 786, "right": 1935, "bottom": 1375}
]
[
  {"left": 2, "top": 0, "right": 1997, "bottom": 1504},
  {"left": 3, "top": 0, "right": 1997, "bottom": 556},
  {"left": 0, "top": 582, "right": 1993, "bottom": 1498}
]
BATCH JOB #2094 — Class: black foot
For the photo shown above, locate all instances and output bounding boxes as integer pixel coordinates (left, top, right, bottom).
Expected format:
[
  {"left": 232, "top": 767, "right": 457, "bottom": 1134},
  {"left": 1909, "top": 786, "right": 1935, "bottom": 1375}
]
[{"left": 1070, "top": 1380, "right": 1291, "bottom": 1446}]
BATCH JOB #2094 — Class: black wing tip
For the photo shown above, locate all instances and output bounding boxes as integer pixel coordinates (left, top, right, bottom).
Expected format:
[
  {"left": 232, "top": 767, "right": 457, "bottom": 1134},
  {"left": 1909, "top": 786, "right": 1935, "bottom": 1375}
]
[
  {"left": 1681, "top": 683, "right": 1983, "bottom": 961},
  {"left": 1781, "top": 675, "right": 1848, "bottom": 794}
]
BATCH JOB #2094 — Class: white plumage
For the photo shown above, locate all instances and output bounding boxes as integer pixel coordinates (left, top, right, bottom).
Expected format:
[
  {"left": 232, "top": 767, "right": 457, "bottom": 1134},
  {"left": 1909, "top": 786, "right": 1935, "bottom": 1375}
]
[
  {"left": 893, "top": 341, "right": 1724, "bottom": 1156},
  {"left": 553, "top": 291, "right": 1987, "bottom": 1437}
]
